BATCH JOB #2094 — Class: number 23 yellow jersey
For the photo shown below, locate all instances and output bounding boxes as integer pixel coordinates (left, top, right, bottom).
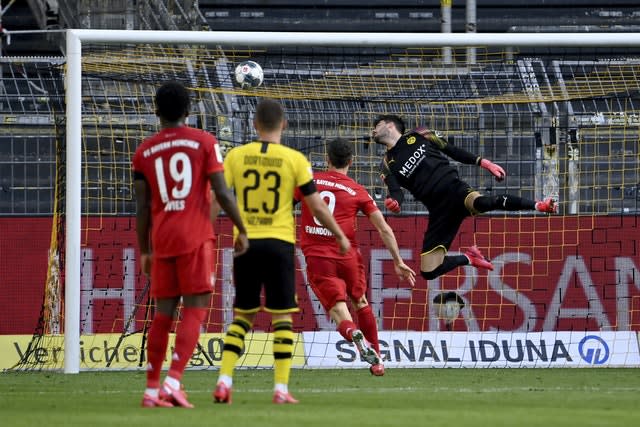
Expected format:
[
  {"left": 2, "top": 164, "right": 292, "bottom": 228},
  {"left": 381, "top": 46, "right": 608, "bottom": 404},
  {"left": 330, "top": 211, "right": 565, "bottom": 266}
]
[{"left": 224, "top": 141, "right": 314, "bottom": 243}]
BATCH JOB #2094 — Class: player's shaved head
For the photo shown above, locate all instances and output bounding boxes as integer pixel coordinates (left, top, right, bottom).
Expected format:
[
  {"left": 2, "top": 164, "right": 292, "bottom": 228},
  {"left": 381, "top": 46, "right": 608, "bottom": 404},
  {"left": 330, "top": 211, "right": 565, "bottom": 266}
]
[
  {"left": 327, "top": 138, "right": 353, "bottom": 169},
  {"left": 156, "top": 81, "right": 190, "bottom": 122},
  {"left": 255, "top": 98, "right": 285, "bottom": 132}
]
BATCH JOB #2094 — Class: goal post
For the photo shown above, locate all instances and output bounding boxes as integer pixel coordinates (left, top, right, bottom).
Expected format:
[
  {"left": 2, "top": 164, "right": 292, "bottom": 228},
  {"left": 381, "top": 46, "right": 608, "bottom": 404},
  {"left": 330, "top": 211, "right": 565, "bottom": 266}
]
[{"left": 58, "top": 29, "right": 640, "bottom": 373}]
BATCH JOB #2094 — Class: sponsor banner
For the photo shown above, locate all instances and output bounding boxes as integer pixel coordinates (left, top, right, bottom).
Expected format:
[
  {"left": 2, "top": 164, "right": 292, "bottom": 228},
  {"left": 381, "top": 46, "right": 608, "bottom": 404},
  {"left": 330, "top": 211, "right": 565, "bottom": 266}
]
[
  {"left": 303, "top": 331, "right": 640, "bottom": 368},
  {"left": 2, "top": 216, "right": 640, "bottom": 333},
  {"left": 0, "top": 332, "right": 306, "bottom": 370}
]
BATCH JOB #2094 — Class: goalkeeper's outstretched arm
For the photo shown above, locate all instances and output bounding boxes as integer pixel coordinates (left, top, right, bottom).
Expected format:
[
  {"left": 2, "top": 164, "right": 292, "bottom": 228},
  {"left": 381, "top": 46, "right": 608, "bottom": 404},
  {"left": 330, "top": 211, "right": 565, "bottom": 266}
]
[
  {"left": 380, "top": 158, "right": 404, "bottom": 212},
  {"left": 416, "top": 127, "right": 506, "bottom": 180}
]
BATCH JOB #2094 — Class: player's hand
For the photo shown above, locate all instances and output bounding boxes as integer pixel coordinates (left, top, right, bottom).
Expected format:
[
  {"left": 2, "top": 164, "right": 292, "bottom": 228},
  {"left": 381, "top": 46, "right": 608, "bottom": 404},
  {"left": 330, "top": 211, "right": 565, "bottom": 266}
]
[
  {"left": 394, "top": 262, "right": 416, "bottom": 287},
  {"left": 336, "top": 234, "right": 351, "bottom": 255},
  {"left": 140, "top": 253, "right": 152, "bottom": 277},
  {"left": 233, "top": 232, "right": 249, "bottom": 257},
  {"left": 384, "top": 197, "right": 401, "bottom": 213},
  {"left": 480, "top": 158, "right": 506, "bottom": 181}
]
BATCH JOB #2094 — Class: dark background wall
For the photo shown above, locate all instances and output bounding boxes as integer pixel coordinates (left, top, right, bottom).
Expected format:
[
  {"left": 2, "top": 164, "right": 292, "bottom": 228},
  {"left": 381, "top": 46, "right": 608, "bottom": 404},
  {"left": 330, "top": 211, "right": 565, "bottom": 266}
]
[
  {"left": 199, "top": 0, "right": 640, "bottom": 33},
  {"left": 2, "top": 1, "right": 640, "bottom": 56}
]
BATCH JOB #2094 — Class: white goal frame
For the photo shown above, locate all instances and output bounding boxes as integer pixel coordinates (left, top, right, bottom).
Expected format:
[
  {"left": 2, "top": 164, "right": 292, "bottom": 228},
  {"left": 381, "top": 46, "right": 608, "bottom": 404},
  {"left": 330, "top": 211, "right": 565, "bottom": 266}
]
[{"left": 64, "top": 29, "right": 640, "bottom": 373}]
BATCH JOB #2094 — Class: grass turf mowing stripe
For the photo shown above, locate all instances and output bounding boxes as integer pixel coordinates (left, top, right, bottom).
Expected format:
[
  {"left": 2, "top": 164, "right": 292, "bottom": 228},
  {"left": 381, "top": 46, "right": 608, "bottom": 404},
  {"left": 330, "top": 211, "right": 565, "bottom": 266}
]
[{"left": 1, "top": 368, "right": 639, "bottom": 427}]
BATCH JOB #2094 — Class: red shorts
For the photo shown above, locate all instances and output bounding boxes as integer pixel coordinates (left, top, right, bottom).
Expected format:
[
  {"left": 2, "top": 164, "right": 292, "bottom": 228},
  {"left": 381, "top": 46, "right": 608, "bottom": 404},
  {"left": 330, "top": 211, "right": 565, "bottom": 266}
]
[
  {"left": 305, "top": 252, "right": 366, "bottom": 312},
  {"left": 151, "top": 239, "right": 216, "bottom": 299}
]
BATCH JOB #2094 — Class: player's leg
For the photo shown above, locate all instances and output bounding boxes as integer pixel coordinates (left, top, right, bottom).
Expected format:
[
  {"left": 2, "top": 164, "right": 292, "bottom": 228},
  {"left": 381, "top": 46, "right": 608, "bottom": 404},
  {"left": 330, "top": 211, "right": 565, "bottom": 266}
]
[
  {"left": 421, "top": 239, "right": 493, "bottom": 275},
  {"left": 343, "top": 254, "right": 382, "bottom": 371},
  {"left": 270, "top": 313, "right": 299, "bottom": 404},
  {"left": 330, "top": 301, "right": 358, "bottom": 340},
  {"left": 422, "top": 247, "right": 492, "bottom": 277},
  {"left": 264, "top": 239, "right": 299, "bottom": 404},
  {"left": 331, "top": 301, "right": 379, "bottom": 367},
  {"left": 214, "top": 242, "right": 260, "bottom": 404},
  {"left": 421, "top": 186, "right": 493, "bottom": 279},
  {"left": 419, "top": 184, "right": 471, "bottom": 279},
  {"left": 155, "top": 295, "right": 206, "bottom": 408},
  {"left": 143, "top": 296, "right": 179, "bottom": 407},
  {"left": 167, "top": 294, "right": 209, "bottom": 385},
  {"left": 353, "top": 299, "right": 378, "bottom": 354},
  {"left": 420, "top": 238, "right": 473, "bottom": 279},
  {"left": 159, "top": 240, "right": 216, "bottom": 408},
  {"left": 306, "top": 256, "right": 378, "bottom": 368},
  {"left": 213, "top": 310, "right": 256, "bottom": 404},
  {"left": 352, "top": 294, "right": 384, "bottom": 376},
  {"left": 468, "top": 191, "right": 557, "bottom": 214},
  {"left": 141, "top": 255, "right": 180, "bottom": 408},
  {"left": 306, "top": 256, "right": 361, "bottom": 344}
]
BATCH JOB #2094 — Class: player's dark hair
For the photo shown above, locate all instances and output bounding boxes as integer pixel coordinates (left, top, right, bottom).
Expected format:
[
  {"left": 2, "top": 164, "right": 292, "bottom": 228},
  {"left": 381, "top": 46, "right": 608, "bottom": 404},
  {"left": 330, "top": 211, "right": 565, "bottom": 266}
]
[
  {"left": 327, "top": 138, "right": 352, "bottom": 168},
  {"left": 155, "top": 81, "right": 190, "bottom": 122},
  {"left": 374, "top": 114, "right": 405, "bottom": 134},
  {"left": 255, "top": 98, "right": 285, "bottom": 132}
]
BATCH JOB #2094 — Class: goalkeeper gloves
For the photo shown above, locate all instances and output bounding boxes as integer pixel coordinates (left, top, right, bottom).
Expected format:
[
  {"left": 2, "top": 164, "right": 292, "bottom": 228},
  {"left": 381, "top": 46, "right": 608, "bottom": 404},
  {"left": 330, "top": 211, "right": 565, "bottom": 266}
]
[
  {"left": 480, "top": 158, "right": 506, "bottom": 181},
  {"left": 384, "top": 197, "right": 401, "bottom": 213}
]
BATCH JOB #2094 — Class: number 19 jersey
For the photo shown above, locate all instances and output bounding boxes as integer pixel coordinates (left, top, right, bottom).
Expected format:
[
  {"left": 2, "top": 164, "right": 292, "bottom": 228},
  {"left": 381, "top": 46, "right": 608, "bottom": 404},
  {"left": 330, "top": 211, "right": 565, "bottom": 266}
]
[
  {"left": 224, "top": 141, "right": 314, "bottom": 244},
  {"left": 132, "top": 126, "right": 223, "bottom": 257}
]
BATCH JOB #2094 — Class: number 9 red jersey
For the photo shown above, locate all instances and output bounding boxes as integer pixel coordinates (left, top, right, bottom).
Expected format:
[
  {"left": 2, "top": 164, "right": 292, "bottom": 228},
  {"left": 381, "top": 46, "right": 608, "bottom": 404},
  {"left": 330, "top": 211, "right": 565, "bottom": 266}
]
[{"left": 297, "top": 170, "right": 378, "bottom": 259}]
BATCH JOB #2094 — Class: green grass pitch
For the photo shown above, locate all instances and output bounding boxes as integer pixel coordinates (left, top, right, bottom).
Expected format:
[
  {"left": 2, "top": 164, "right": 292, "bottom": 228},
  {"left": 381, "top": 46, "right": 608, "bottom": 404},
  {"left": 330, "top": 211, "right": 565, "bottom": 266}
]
[{"left": 1, "top": 368, "right": 639, "bottom": 427}]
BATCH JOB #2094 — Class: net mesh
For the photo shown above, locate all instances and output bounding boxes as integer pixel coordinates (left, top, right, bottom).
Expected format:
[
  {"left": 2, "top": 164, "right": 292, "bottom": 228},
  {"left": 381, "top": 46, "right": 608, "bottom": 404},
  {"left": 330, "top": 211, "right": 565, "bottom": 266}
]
[{"left": 6, "top": 42, "right": 640, "bottom": 370}]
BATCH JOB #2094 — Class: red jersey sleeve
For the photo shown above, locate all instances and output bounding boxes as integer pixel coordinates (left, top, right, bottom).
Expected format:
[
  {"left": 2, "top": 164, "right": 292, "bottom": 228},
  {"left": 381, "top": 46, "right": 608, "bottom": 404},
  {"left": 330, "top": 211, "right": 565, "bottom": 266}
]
[
  {"left": 132, "top": 146, "right": 143, "bottom": 175},
  {"left": 357, "top": 184, "right": 379, "bottom": 216},
  {"left": 204, "top": 132, "right": 225, "bottom": 175}
]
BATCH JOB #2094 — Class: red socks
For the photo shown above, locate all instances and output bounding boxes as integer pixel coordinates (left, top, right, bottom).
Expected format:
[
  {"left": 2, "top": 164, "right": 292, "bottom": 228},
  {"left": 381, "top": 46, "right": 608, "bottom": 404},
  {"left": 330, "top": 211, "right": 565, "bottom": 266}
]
[
  {"left": 337, "top": 319, "right": 358, "bottom": 341},
  {"left": 168, "top": 307, "right": 207, "bottom": 381},
  {"left": 337, "top": 306, "right": 381, "bottom": 355},
  {"left": 146, "top": 312, "right": 173, "bottom": 388},
  {"left": 357, "top": 305, "right": 380, "bottom": 355}
]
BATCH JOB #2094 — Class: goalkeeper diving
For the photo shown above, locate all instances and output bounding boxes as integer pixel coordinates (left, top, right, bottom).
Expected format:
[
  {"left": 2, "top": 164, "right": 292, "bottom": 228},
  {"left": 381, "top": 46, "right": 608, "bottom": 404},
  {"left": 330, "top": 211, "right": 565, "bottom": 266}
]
[{"left": 372, "top": 114, "right": 557, "bottom": 283}]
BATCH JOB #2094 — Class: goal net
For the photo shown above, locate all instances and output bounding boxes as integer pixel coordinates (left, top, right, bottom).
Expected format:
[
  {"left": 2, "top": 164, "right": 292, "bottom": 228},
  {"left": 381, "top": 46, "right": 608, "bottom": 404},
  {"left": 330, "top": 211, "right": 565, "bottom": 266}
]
[{"left": 7, "top": 30, "right": 640, "bottom": 372}]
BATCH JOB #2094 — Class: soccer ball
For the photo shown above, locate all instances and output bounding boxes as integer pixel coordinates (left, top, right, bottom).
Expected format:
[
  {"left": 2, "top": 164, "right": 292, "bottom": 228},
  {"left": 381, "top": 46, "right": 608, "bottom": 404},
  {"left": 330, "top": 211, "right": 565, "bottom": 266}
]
[
  {"left": 439, "top": 300, "right": 462, "bottom": 322},
  {"left": 432, "top": 291, "right": 465, "bottom": 328},
  {"left": 234, "top": 60, "right": 264, "bottom": 89}
]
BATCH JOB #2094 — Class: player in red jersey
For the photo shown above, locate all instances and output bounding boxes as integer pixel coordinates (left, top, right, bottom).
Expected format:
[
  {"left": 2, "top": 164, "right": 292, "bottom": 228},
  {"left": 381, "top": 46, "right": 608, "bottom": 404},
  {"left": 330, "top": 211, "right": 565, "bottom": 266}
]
[
  {"left": 133, "top": 81, "right": 248, "bottom": 408},
  {"left": 297, "top": 138, "right": 415, "bottom": 376}
]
